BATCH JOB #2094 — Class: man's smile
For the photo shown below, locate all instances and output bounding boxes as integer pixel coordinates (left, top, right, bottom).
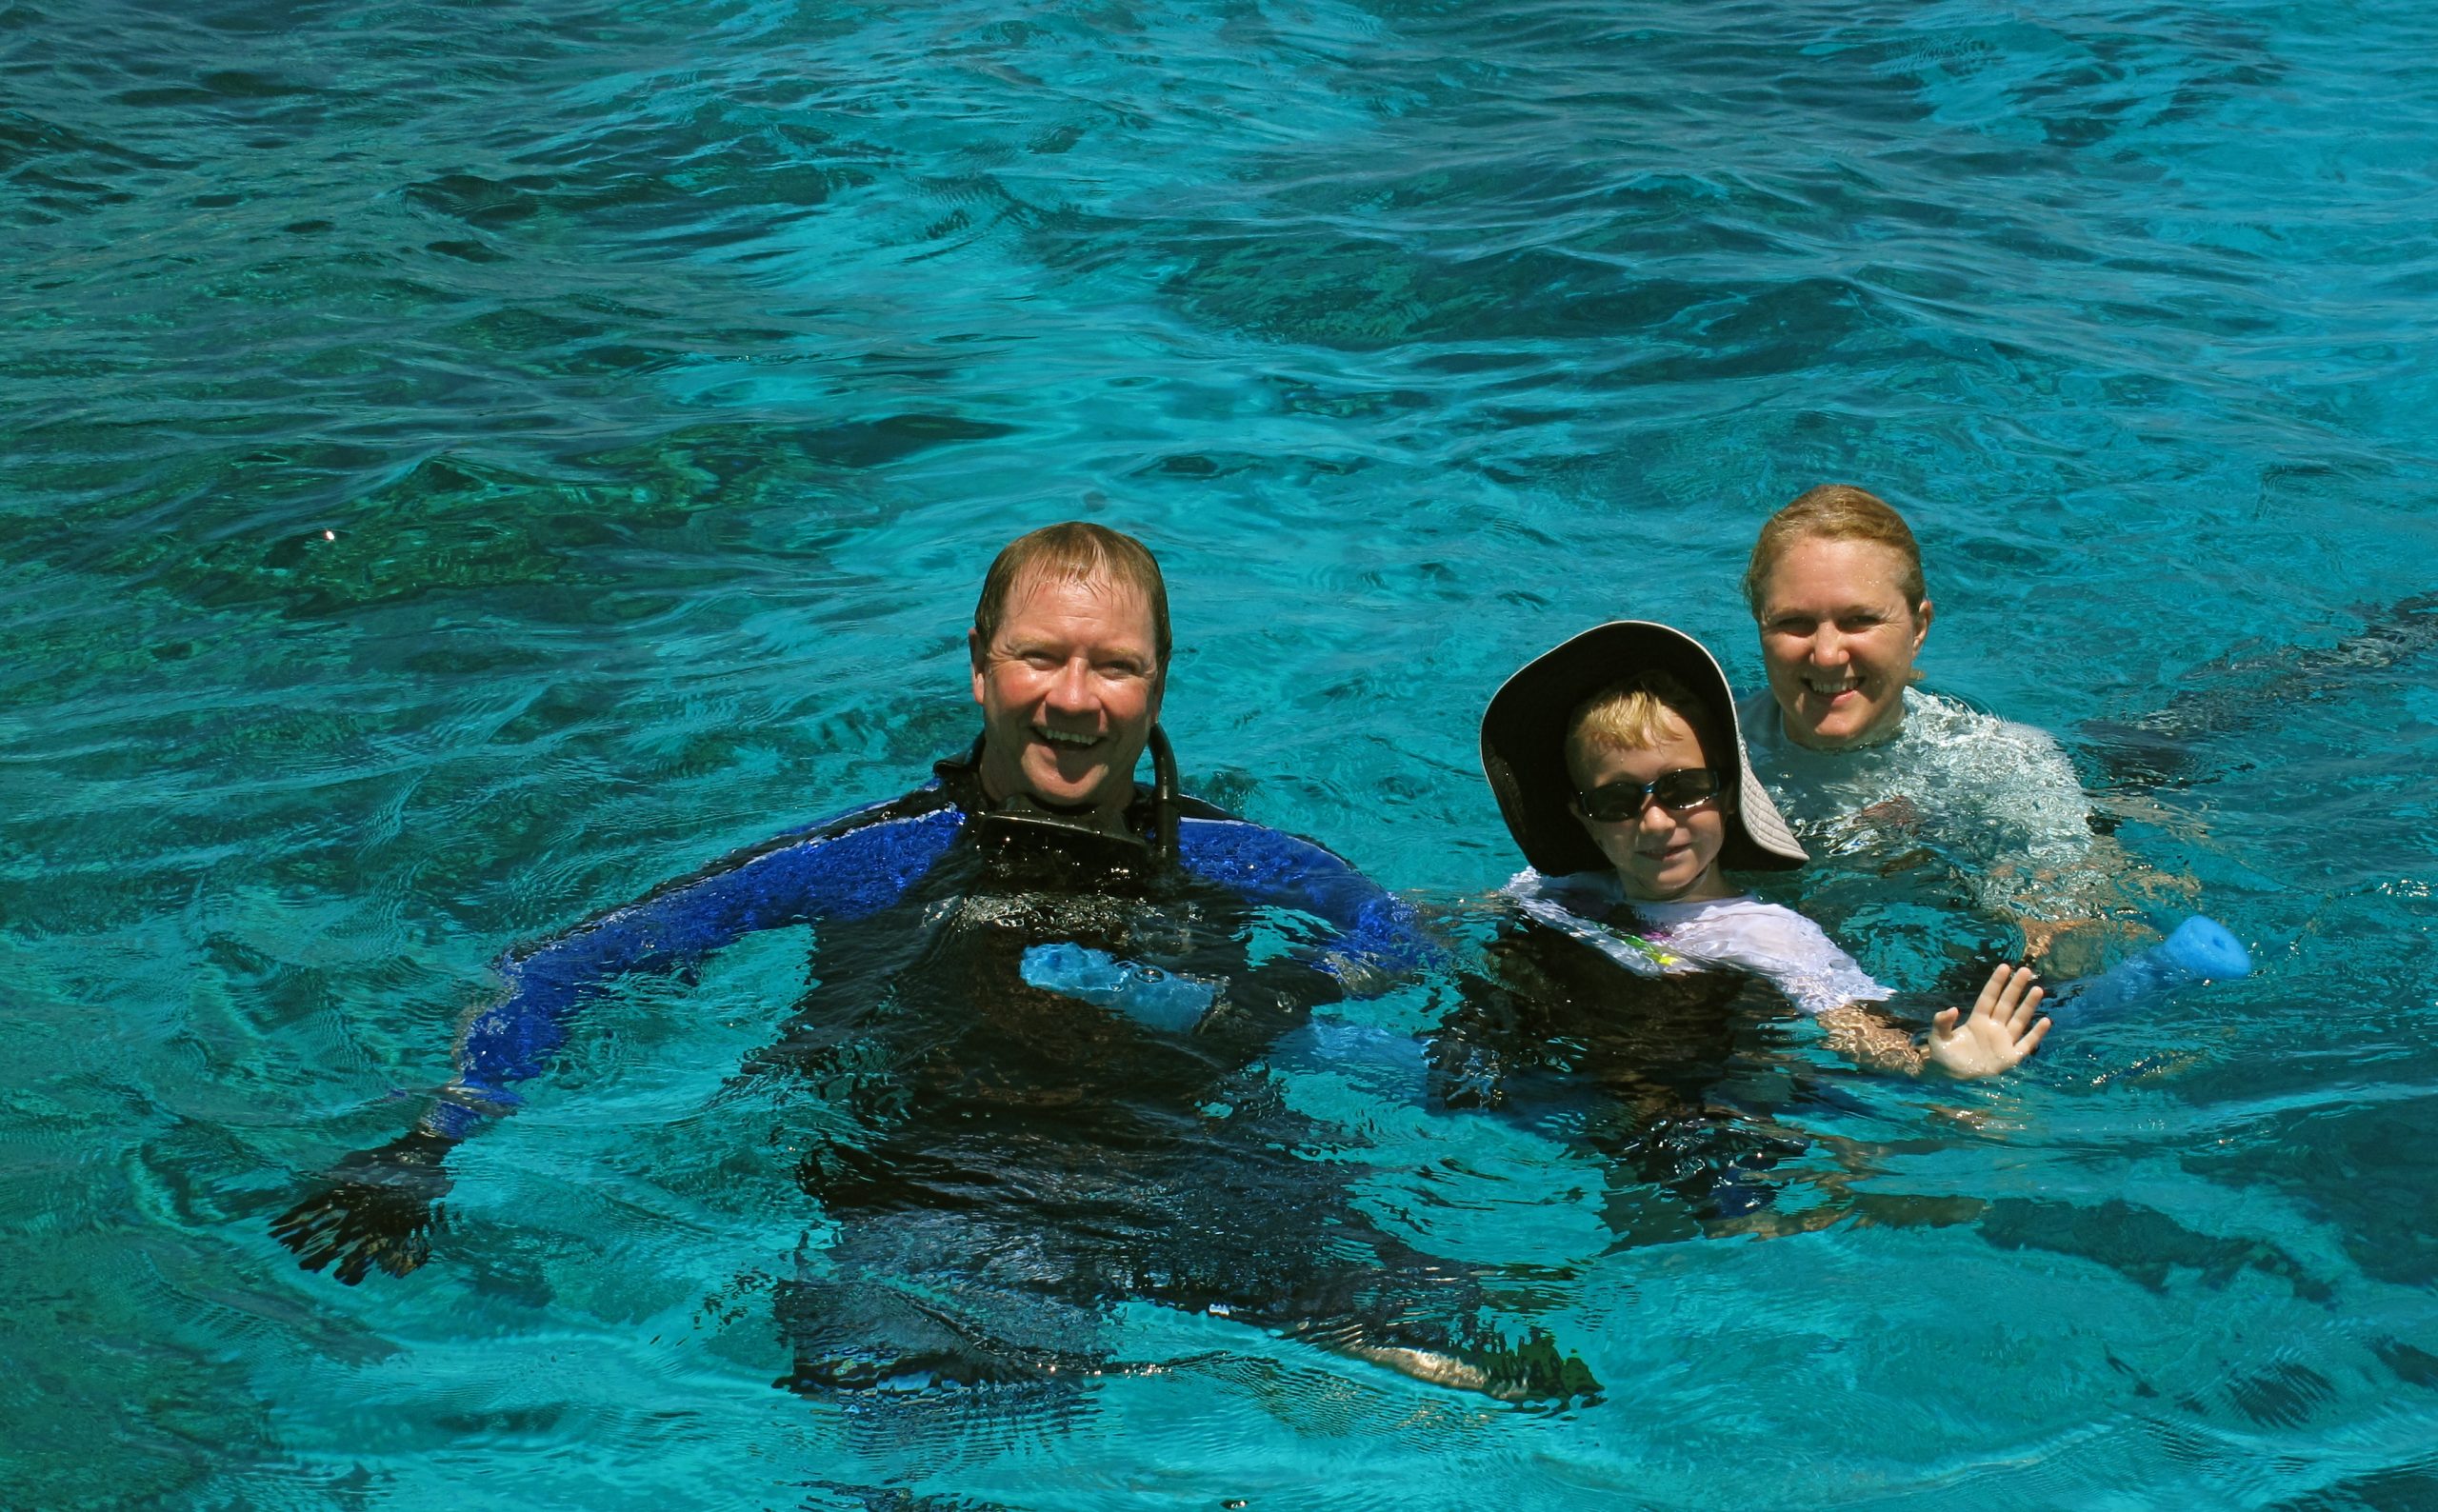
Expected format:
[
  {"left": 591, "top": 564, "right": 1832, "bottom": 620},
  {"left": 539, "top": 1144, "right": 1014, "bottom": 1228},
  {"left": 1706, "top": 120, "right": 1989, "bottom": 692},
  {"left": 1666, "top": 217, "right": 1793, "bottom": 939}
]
[{"left": 1034, "top": 726, "right": 1104, "bottom": 749}]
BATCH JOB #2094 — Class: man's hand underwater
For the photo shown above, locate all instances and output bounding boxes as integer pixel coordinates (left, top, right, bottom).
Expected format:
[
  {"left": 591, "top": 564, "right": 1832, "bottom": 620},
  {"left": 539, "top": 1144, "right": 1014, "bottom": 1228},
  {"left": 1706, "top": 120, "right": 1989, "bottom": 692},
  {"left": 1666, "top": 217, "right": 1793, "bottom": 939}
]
[{"left": 271, "top": 1127, "right": 455, "bottom": 1284}]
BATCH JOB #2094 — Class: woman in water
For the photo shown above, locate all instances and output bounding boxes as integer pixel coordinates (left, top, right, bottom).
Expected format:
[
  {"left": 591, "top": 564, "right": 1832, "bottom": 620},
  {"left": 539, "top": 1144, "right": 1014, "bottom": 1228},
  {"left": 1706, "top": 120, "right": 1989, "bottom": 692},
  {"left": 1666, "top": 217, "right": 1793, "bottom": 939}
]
[{"left": 1736, "top": 485, "right": 2123, "bottom": 962}]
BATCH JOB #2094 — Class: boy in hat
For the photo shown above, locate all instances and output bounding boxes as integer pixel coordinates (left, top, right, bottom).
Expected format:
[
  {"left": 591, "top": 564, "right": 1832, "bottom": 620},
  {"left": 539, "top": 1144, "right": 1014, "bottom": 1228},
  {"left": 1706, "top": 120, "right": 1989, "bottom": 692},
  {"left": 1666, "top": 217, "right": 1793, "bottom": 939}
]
[{"left": 1480, "top": 622, "right": 2048, "bottom": 1079}]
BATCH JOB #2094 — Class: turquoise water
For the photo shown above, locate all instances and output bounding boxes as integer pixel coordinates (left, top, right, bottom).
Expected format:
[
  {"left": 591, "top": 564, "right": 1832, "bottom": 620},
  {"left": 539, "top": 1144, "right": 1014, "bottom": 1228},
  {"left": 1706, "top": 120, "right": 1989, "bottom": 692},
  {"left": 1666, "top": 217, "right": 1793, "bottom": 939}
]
[{"left": 8, "top": 0, "right": 2438, "bottom": 1503}]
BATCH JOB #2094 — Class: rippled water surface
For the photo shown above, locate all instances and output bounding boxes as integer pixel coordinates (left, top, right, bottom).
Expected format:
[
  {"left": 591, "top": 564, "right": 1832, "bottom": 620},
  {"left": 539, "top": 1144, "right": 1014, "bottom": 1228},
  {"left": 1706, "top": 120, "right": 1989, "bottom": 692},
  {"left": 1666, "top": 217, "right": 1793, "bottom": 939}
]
[{"left": 8, "top": 0, "right": 2438, "bottom": 1505}]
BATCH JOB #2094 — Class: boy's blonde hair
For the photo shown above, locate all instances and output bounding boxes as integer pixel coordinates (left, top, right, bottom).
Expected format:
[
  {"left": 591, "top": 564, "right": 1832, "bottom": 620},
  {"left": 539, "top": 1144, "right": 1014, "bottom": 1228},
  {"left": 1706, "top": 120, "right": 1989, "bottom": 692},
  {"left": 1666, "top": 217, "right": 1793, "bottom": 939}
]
[{"left": 1564, "top": 670, "right": 1722, "bottom": 779}]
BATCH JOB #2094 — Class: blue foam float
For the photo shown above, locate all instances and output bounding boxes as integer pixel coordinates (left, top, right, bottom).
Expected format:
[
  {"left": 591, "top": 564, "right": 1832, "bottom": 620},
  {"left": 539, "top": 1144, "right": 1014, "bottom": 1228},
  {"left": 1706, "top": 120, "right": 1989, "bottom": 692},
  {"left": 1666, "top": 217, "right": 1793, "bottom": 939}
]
[{"left": 2048, "top": 916, "right": 2252, "bottom": 1025}]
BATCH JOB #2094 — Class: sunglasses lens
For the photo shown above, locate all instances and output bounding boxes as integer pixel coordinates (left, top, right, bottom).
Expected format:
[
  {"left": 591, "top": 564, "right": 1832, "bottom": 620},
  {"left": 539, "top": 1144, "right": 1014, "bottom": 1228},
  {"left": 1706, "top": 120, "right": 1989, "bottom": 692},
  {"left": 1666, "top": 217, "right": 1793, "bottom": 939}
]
[
  {"left": 1580, "top": 789, "right": 1638, "bottom": 823},
  {"left": 1654, "top": 769, "right": 1721, "bottom": 809}
]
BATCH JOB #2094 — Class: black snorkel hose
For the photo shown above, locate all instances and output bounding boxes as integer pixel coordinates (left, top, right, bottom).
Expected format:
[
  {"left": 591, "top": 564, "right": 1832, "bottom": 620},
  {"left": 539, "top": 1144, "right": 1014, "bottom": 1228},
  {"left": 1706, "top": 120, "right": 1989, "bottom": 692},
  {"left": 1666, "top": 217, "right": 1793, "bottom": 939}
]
[{"left": 1149, "top": 724, "right": 1179, "bottom": 862}]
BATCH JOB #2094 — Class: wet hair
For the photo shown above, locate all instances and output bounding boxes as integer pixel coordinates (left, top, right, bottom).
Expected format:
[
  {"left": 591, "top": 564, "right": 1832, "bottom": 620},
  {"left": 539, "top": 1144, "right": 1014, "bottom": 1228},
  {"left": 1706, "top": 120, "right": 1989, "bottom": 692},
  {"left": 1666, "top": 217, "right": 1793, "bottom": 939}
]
[
  {"left": 1565, "top": 671, "right": 1725, "bottom": 782},
  {"left": 1743, "top": 484, "right": 1928, "bottom": 620},
  {"left": 972, "top": 521, "right": 1172, "bottom": 668}
]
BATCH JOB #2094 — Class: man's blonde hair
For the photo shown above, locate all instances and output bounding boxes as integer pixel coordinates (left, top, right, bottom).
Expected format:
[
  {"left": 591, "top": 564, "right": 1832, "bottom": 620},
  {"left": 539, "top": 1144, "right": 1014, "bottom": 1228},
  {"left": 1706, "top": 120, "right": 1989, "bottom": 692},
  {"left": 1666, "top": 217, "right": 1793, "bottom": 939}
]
[
  {"left": 1565, "top": 670, "right": 1721, "bottom": 778},
  {"left": 972, "top": 521, "right": 1171, "bottom": 667}
]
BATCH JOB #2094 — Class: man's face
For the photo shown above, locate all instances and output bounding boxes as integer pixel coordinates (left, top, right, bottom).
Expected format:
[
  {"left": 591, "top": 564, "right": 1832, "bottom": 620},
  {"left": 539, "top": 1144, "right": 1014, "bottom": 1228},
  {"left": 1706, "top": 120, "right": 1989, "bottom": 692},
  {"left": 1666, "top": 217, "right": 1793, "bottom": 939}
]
[{"left": 969, "top": 568, "right": 1165, "bottom": 819}]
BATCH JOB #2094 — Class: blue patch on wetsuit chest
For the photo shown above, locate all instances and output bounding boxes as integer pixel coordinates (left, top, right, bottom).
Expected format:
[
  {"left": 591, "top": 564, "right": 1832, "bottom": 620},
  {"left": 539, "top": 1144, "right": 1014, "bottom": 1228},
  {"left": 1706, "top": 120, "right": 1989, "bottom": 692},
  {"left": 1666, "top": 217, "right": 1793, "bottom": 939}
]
[{"left": 1020, "top": 942, "right": 1219, "bottom": 1033}]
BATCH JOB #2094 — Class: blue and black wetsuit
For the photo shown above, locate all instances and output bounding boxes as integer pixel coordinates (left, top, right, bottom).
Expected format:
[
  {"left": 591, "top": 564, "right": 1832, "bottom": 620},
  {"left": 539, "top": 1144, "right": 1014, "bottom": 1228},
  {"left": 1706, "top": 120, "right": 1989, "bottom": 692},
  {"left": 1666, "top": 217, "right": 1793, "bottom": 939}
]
[
  {"left": 440, "top": 746, "right": 1430, "bottom": 1129},
  {"left": 414, "top": 746, "right": 1586, "bottom": 1399}
]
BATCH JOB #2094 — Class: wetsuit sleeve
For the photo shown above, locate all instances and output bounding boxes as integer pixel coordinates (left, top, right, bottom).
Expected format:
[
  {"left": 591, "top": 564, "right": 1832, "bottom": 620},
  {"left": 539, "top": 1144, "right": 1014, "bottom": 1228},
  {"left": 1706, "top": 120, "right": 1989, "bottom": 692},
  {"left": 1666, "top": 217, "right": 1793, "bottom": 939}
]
[
  {"left": 1173, "top": 816, "right": 1440, "bottom": 986},
  {"left": 433, "top": 798, "right": 964, "bottom": 1132}
]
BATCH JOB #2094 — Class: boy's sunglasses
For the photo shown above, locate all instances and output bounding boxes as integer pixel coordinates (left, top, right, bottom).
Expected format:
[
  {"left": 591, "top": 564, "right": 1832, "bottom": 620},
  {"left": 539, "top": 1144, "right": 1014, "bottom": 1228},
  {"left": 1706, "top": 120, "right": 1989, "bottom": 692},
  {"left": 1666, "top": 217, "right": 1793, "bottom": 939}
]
[{"left": 1575, "top": 767, "right": 1724, "bottom": 823}]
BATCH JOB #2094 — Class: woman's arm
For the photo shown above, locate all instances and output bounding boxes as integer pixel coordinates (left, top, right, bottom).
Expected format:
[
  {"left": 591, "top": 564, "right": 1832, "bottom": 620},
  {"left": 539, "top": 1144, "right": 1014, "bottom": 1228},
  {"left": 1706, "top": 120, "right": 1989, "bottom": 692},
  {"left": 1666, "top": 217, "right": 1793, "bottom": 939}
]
[{"left": 1968, "top": 719, "right": 2190, "bottom": 966}]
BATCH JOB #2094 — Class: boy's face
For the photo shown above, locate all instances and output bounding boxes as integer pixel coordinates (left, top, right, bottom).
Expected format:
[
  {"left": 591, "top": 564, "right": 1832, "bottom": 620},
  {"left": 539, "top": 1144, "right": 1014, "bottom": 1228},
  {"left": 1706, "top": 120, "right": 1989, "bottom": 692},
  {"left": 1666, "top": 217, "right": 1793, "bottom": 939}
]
[{"left": 1567, "top": 714, "right": 1733, "bottom": 904}]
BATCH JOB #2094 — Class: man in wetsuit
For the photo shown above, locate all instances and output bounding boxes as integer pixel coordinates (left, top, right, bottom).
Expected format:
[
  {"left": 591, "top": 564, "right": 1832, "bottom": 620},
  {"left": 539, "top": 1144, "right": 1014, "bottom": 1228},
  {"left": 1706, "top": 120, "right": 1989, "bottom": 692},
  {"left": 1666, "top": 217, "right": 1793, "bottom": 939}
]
[{"left": 274, "top": 522, "right": 1592, "bottom": 1402}]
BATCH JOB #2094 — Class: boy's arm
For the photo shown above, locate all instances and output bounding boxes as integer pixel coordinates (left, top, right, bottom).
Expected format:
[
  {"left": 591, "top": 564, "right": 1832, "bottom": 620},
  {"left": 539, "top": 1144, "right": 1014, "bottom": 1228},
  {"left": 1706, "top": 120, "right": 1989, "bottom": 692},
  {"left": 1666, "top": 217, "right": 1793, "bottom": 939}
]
[
  {"left": 272, "top": 800, "right": 965, "bottom": 1283},
  {"left": 1722, "top": 907, "right": 2048, "bottom": 1081},
  {"left": 1818, "top": 965, "right": 2048, "bottom": 1079}
]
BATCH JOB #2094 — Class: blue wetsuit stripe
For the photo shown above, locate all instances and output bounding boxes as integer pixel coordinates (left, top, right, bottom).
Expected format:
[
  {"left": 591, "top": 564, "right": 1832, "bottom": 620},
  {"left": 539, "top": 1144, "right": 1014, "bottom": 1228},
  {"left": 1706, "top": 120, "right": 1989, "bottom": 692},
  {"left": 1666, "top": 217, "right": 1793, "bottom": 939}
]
[
  {"left": 450, "top": 804, "right": 965, "bottom": 1108},
  {"left": 1174, "top": 817, "right": 1438, "bottom": 977}
]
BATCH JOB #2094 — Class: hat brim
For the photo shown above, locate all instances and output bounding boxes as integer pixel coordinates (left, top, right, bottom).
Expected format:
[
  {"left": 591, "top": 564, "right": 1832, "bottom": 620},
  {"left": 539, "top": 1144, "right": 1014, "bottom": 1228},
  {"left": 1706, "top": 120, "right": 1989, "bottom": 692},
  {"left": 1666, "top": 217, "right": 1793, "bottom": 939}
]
[{"left": 1480, "top": 621, "right": 1807, "bottom": 876}]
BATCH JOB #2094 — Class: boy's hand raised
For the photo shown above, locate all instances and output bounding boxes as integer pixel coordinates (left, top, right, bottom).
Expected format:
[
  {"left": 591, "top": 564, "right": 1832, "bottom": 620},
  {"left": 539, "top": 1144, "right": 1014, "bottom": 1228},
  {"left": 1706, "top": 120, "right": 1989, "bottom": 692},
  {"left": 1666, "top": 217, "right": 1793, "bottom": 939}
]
[{"left": 1926, "top": 964, "right": 2048, "bottom": 1079}]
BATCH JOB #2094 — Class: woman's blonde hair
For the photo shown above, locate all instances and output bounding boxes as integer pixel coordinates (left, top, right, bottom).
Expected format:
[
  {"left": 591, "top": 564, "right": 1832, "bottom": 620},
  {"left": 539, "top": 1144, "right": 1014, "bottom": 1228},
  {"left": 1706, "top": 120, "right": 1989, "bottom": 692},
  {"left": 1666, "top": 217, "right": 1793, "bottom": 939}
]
[{"left": 1743, "top": 484, "right": 1926, "bottom": 620}]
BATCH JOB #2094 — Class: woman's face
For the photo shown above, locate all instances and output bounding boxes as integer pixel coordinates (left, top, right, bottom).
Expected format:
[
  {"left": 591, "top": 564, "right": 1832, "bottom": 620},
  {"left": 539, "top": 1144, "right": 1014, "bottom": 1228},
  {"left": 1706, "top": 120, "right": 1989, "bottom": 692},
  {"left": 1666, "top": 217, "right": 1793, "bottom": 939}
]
[{"left": 1753, "top": 534, "right": 1930, "bottom": 750}]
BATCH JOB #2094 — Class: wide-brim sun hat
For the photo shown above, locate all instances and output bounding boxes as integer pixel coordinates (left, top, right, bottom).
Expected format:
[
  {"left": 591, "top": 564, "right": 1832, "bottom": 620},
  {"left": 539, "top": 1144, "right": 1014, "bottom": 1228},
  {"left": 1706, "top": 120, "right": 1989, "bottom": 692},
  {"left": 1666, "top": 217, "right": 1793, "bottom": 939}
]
[{"left": 1481, "top": 620, "right": 1807, "bottom": 876}]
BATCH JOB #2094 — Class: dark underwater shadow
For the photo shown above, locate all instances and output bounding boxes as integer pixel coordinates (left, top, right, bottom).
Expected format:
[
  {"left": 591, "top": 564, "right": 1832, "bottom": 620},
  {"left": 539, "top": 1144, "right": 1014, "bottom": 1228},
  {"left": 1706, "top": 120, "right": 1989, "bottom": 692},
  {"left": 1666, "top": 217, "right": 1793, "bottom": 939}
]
[
  {"left": 2079, "top": 591, "right": 2438, "bottom": 798},
  {"left": 729, "top": 859, "right": 1603, "bottom": 1441}
]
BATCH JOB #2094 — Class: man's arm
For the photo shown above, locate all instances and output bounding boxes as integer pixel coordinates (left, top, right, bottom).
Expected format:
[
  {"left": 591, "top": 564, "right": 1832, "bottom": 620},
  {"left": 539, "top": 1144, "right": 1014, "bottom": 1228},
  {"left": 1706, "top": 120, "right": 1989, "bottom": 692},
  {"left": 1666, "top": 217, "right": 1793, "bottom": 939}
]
[
  {"left": 1173, "top": 816, "right": 1441, "bottom": 987},
  {"left": 272, "top": 797, "right": 965, "bottom": 1283},
  {"left": 443, "top": 800, "right": 964, "bottom": 1125}
]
